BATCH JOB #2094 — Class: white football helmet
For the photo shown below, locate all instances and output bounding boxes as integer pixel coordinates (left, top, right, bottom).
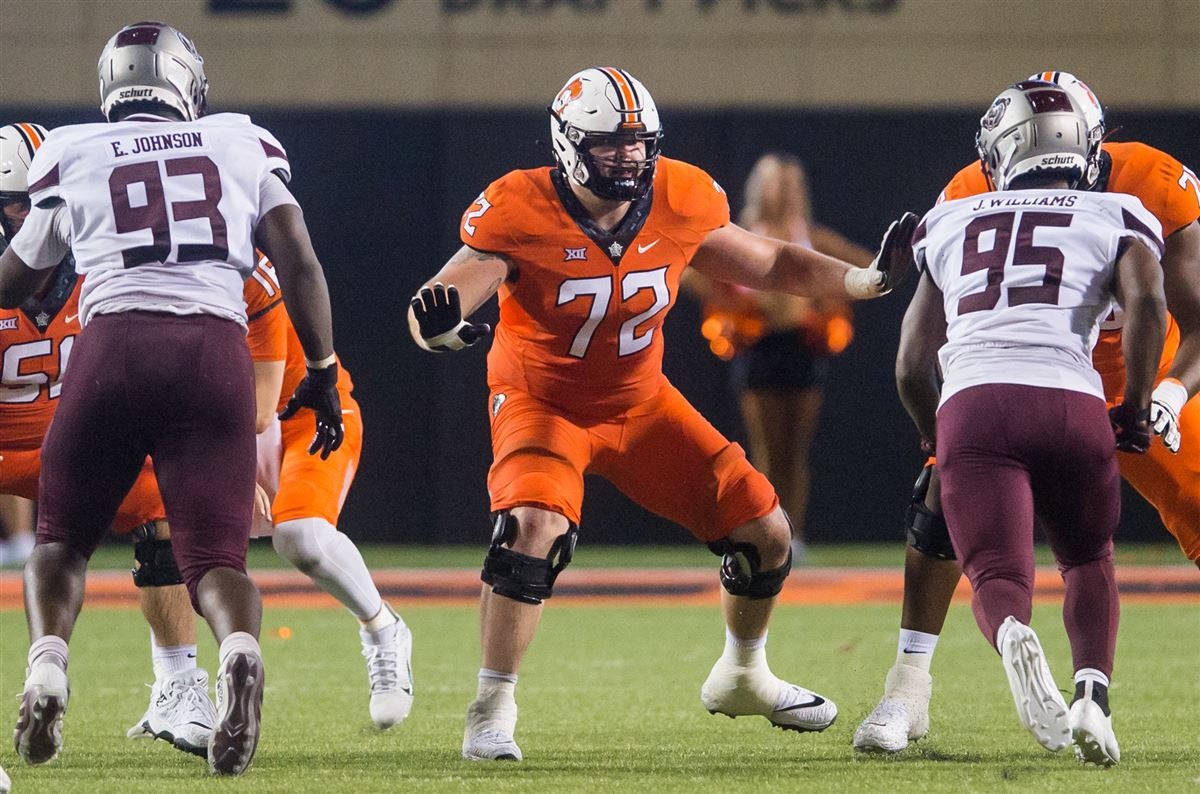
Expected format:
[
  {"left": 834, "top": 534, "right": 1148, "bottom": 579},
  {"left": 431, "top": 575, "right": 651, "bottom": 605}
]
[
  {"left": 1027, "top": 71, "right": 1105, "bottom": 185},
  {"left": 0, "top": 122, "right": 48, "bottom": 238},
  {"left": 548, "top": 67, "right": 662, "bottom": 201},
  {"left": 98, "top": 21, "right": 208, "bottom": 122},
  {"left": 976, "top": 80, "right": 1091, "bottom": 191}
]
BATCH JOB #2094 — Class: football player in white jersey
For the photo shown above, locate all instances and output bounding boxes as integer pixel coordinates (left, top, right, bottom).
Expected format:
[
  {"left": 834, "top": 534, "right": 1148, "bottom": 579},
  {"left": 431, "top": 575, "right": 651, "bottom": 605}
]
[
  {"left": 895, "top": 81, "right": 1167, "bottom": 765},
  {"left": 0, "top": 21, "right": 344, "bottom": 776}
]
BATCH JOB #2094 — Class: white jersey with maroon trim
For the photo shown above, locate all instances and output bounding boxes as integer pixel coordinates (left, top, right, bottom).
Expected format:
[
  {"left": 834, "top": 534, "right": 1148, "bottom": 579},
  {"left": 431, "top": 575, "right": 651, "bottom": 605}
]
[
  {"left": 17, "top": 112, "right": 293, "bottom": 326},
  {"left": 913, "top": 189, "right": 1164, "bottom": 406}
]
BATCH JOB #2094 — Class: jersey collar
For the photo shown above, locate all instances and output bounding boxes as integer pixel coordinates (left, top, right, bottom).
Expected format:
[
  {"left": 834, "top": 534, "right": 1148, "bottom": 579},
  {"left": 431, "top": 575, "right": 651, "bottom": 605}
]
[{"left": 551, "top": 168, "right": 653, "bottom": 266}]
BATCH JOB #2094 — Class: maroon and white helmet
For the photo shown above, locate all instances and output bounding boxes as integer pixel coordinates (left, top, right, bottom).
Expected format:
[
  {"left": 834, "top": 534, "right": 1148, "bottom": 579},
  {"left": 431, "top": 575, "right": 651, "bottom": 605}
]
[
  {"left": 975, "top": 80, "right": 1091, "bottom": 190},
  {"left": 1027, "top": 71, "right": 1105, "bottom": 185},
  {"left": 548, "top": 68, "right": 663, "bottom": 201},
  {"left": 98, "top": 21, "right": 208, "bottom": 121}
]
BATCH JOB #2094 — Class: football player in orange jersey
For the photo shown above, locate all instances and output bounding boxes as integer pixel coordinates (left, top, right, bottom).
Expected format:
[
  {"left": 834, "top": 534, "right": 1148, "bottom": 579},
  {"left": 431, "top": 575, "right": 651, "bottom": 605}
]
[
  {"left": 854, "top": 72, "right": 1200, "bottom": 755},
  {"left": 0, "top": 122, "right": 217, "bottom": 757},
  {"left": 242, "top": 255, "right": 413, "bottom": 729},
  {"left": 408, "top": 67, "right": 916, "bottom": 761}
]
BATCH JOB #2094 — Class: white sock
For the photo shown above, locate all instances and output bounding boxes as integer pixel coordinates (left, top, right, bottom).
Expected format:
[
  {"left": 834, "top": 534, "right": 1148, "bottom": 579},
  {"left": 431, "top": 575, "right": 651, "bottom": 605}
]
[
  {"left": 150, "top": 633, "right": 198, "bottom": 681},
  {"left": 273, "top": 517, "right": 383, "bottom": 621},
  {"left": 29, "top": 635, "right": 68, "bottom": 672},
  {"left": 896, "top": 629, "right": 939, "bottom": 672},
  {"left": 361, "top": 603, "right": 403, "bottom": 644},
  {"left": 1074, "top": 668, "right": 1110, "bottom": 688},
  {"left": 476, "top": 668, "right": 517, "bottom": 706},
  {"left": 218, "top": 631, "right": 261, "bottom": 665},
  {"left": 722, "top": 629, "right": 768, "bottom": 668}
]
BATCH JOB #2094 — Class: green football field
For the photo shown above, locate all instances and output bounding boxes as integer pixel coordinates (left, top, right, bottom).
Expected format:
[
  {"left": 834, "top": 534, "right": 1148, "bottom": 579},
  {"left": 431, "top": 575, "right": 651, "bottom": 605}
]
[{"left": 1, "top": 546, "right": 1197, "bottom": 793}]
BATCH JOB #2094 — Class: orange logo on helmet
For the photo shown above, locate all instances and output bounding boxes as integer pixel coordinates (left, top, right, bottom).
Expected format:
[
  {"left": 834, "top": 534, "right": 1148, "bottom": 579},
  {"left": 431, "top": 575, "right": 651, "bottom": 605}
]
[{"left": 553, "top": 78, "right": 584, "bottom": 113}]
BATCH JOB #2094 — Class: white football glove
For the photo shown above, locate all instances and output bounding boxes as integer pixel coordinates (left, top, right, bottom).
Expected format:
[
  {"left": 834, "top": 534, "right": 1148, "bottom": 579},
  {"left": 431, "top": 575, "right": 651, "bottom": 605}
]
[{"left": 1149, "top": 378, "right": 1187, "bottom": 454}]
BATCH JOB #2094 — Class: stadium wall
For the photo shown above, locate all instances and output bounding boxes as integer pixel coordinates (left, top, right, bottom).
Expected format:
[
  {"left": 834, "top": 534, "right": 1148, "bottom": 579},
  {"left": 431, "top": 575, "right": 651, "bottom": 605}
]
[{"left": 2, "top": 104, "right": 1195, "bottom": 546}]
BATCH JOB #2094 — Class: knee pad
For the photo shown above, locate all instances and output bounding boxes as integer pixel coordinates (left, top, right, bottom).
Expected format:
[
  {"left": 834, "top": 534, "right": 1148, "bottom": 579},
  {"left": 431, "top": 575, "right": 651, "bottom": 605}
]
[
  {"left": 707, "top": 538, "right": 791, "bottom": 600},
  {"left": 481, "top": 511, "right": 578, "bottom": 605},
  {"left": 130, "top": 522, "right": 183, "bottom": 588},
  {"left": 905, "top": 464, "right": 955, "bottom": 560}
]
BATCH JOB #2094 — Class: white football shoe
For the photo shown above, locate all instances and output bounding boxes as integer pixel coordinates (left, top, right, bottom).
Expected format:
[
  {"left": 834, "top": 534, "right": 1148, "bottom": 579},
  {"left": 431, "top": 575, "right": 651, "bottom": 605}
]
[
  {"left": 0, "top": 762, "right": 10, "bottom": 793},
  {"left": 853, "top": 663, "right": 933, "bottom": 753},
  {"left": 700, "top": 655, "right": 837, "bottom": 733},
  {"left": 462, "top": 698, "right": 522, "bottom": 761},
  {"left": 208, "top": 649, "right": 264, "bottom": 776},
  {"left": 14, "top": 662, "right": 68, "bottom": 765},
  {"left": 1069, "top": 687, "right": 1120, "bottom": 766},
  {"left": 360, "top": 606, "right": 414, "bottom": 729},
  {"left": 127, "top": 669, "right": 216, "bottom": 757},
  {"left": 998, "top": 617, "right": 1070, "bottom": 752}
]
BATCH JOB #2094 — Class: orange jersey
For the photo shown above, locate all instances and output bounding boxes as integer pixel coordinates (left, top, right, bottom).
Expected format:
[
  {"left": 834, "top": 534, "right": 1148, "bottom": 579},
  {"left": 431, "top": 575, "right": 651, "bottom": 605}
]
[
  {"left": 939, "top": 141, "right": 1200, "bottom": 391},
  {"left": 461, "top": 158, "right": 729, "bottom": 417},
  {"left": 0, "top": 264, "right": 81, "bottom": 450},
  {"left": 242, "top": 254, "right": 353, "bottom": 412}
]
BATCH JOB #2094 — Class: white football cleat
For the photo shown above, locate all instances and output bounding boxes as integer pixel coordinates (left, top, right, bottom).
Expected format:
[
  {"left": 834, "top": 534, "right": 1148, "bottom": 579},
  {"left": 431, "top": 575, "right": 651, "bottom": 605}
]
[
  {"left": 126, "top": 669, "right": 216, "bottom": 757},
  {"left": 14, "top": 662, "right": 68, "bottom": 765},
  {"left": 1069, "top": 694, "right": 1120, "bottom": 766},
  {"left": 208, "top": 650, "right": 264, "bottom": 776},
  {"left": 701, "top": 656, "right": 837, "bottom": 733},
  {"left": 998, "top": 617, "right": 1070, "bottom": 752},
  {"left": 853, "top": 663, "right": 933, "bottom": 753},
  {"left": 360, "top": 607, "right": 414, "bottom": 729},
  {"left": 462, "top": 698, "right": 522, "bottom": 761},
  {"left": 0, "top": 762, "right": 10, "bottom": 794}
]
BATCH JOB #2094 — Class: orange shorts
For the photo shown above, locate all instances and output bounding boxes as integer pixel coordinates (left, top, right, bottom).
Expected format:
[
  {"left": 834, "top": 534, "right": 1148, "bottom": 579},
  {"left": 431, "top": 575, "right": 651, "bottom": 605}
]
[
  {"left": 487, "top": 382, "right": 778, "bottom": 542},
  {"left": 0, "top": 450, "right": 164, "bottom": 534},
  {"left": 259, "top": 391, "right": 363, "bottom": 527},
  {"left": 1100, "top": 345, "right": 1200, "bottom": 562},
  {"left": 1113, "top": 392, "right": 1200, "bottom": 562}
]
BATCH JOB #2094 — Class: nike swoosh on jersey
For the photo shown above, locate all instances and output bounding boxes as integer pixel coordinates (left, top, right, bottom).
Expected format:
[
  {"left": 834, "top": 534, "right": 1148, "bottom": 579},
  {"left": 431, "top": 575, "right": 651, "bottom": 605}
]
[
  {"left": 773, "top": 695, "right": 827, "bottom": 712},
  {"left": 636, "top": 239, "right": 660, "bottom": 254},
  {"left": 65, "top": 314, "right": 79, "bottom": 324}
]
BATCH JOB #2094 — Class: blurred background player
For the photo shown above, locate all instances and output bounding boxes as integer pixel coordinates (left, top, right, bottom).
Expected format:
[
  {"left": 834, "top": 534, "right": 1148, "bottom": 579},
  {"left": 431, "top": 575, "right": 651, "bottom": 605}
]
[
  {"left": 0, "top": 22, "right": 344, "bottom": 775},
  {"left": 0, "top": 121, "right": 215, "bottom": 756},
  {"left": 894, "top": 80, "right": 1166, "bottom": 764},
  {"left": 685, "top": 152, "right": 874, "bottom": 562},
  {"left": 244, "top": 254, "right": 413, "bottom": 729},
  {"left": 0, "top": 497, "right": 34, "bottom": 569},
  {"left": 409, "top": 67, "right": 915, "bottom": 761},
  {"left": 854, "top": 71, "right": 1200, "bottom": 754}
]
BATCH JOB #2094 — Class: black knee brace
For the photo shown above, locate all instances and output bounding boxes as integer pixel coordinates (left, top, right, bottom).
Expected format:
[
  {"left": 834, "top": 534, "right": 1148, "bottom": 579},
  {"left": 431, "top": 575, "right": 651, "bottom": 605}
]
[
  {"left": 481, "top": 511, "right": 578, "bottom": 605},
  {"left": 707, "top": 539, "right": 791, "bottom": 600},
  {"left": 904, "top": 464, "right": 955, "bottom": 560},
  {"left": 130, "top": 522, "right": 183, "bottom": 588}
]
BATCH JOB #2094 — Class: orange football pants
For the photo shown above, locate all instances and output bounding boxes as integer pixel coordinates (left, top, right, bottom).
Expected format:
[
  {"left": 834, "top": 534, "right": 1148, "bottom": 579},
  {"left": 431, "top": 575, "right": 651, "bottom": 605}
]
[
  {"left": 1100, "top": 331, "right": 1200, "bottom": 562},
  {"left": 487, "top": 382, "right": 778, "bottom": 542},
  {"left": 270, "top": 391, "right": 362, "bottom": 525},
  {"left": 0, "top": 450, "right": 165, "bottom": 534}
]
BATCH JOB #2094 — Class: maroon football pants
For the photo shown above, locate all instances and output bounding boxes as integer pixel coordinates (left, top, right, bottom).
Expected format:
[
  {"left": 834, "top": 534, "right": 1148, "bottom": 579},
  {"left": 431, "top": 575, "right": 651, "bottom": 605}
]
[
  {"left": 937, "top": 383, "right": 1120, "bottom": 677},
  {"left": 38, "top": 311, "right": 256, "bottom": 611}
]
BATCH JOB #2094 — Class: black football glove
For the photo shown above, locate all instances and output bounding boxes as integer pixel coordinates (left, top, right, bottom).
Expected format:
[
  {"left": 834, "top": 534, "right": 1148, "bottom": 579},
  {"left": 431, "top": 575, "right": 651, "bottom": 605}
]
[
  {"left": 1109, "top": 402, "right": 1152, "bottom": 454},
  {"left": 279, "top": 363, "right": 344, "bottom": 460},
  {"left": 410, "top": 282, "right": 491, "bottom": 352}
]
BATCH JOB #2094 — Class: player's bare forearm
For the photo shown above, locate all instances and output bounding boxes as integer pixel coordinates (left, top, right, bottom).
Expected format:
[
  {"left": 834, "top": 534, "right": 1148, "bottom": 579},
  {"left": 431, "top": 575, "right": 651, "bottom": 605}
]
[
  {"left": 420, "top": 245, "right": 510, "bottom": 317},
  {"left": 252, "top": 359, "right": 286, "bottom": 433},
  {"left": 254, "top": 204, "right": 335, "bottom": 363},
  {"left": 0, "top": 247, "right": 48, "bottom": 308},
  {"left": 1116, "top": 240, "right": 1168, "bottom": 407},
  {"left": 896, "top": 271, "right": 946, "bottom": 446},
  {"left": 692, "top": 223, "right": 855, "bottom": 299},
  {"left": 1161, "top": 222, "right": 1200, "bottom": 395}
]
